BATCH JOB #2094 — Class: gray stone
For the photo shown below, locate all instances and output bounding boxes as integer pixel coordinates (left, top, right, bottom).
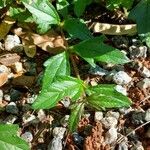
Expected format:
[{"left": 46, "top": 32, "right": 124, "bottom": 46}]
[
  {"left": 60, "top": 115, "right": 69, "bottom": 127},
  {"left": 105, "top": 127, "right": 118, "bottom": 144},
  {"left": 113, "top": 71, "right": 132, "bottom": 85},
  {"left": 101, "top": 116, "right": 118, "bottom": 129},
  {"left": 89, "top": 65, "right": 108, "bottom": 76},
  {"left": 4, "top": 35, "right": 21, "bottom": 51},
  {"left": 48, "top": 137, "right": 62, "bottom": 150},
  {"left": 105, "top": 70, "right": 117, "bottom": 81},
  {"left": 0, "top": 89, "right": 3, "bottom": 101},
  {"left": 119, "top": 107, "right": 133, "bottom": 114},
  {"left": 23, "top": 114, "right": 39, "bottom": 125},
  {"left": 10, "top": 89, "right": 22, "bottom": 101},
  {"left": 137, "top": 78, "right": 150, "bottom": 89},
  {"left": 132, "top": 39, "right": 142, "bottom": 46},
  {"left": 6, "top": 102, "right": 19, "bottom": 114},
  {"left": 4, "top": 115, "right": 18, "bottom": 124},
  {"left": 26, "top": 95, "right": 37, "bottom": 104},
  {"left": 61, "top": 98, "right": 70, "bottom": 108},
  {"left": 37, "top": 109, "right": 46, "bottom": 121},
  {"left": 52, "top": 127, "right": 66, "bottom": 139},
  {"left": 21, "top": 131, "right": 33, "bottom": 142},
  {"left": 131, "top": 141, "right": 144, "bottom": 150},
  {"left": 94, "top": 111, "right": 103, "bottom": 121},
  {"left": 4, "top": 94, "right": 11, "bottom": 101},
  {"left": 139, "top": 66, "right": 150, "bottom": 78},
  {"left": 131, "top": 111, "right": 145, "bottom": 125},
  {"left": 106, "top": 111, "right": 120, "bottom": 120},
  {"left": 129, "top": 45, "right": 147, "bottom": 58},
  {"left": 145, "top": 108, "right": 150, "bottom": 121},
  {"left": 115, "top": 85, "right": 127, "bottom": 96},
  {"left": 118, "top": 142, "right": 128, "bottom": 150}
]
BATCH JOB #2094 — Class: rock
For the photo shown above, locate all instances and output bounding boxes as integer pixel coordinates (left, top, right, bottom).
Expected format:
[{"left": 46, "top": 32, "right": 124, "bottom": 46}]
[
  {"left": 4, "top": 115, "right": 18, "bottom": 124},
  {"left": 131, "top": 111, "right": 145, "bottom": 125},
  {"left": 0, "top": 65, "right": 9, "bottom": 73},
  {"left": 137, "top": 78, "right": 150, "bottom": 89},
  {"left": 6, "top": 102, "right": 19, "bottom": 114},
  {"left": 10, "top": 89, "right": 22, "bottom": 101},
  {"left": 113, "top": 71, "right": 132, "bottom": 85},
  {"left": 48, "top": 137, "right": 62, "bottom": 150},
  {"left": 0, "top": 89, "right": 3, "bottom": 101},
  {"left": 101, "top": 116, "right": 118, "bottom": 129},
  {"left": 21, "top": 131, "right": 33, "bottom": 142},
  {"left": 146, "top": 127, "right": 150, "bottom": 138},
  {"left": 0, "top": 72, "right": 8, "bottom": 87},
  {"left": 139, "top": 66, "right": 150, "bottom": 78},
  {"left": 94, "top": 111, "right": 103, "bottom": 121},
  {"left": 61, "top": 98, "right": 70, "bottom": 108},
  {"left": 129, "top": 45, "right": 147, "bottom": 58},
  {"left": 106, "top": 111, "right": 120, "bottom": 120},
  {"left": 52, "top": 127, "right": 66, "bottom": 139},
  {"left": 24, "top": 61, "right": 37, "bottom": 75},
  {"left": 37, "top": 109, "right": 46, "bottom": 121},
  {"left": 4, "top": 94, "right": 11, "bottom": 101},
  {"left": 89, "top": 65, "right": 108, "bottom": 76},
  {"left": 115, "top": 85, "right": 127, "bottom": 96},
  {"left": 60, "top": 115, "right": 69, "bottom": 127},
  {"left": 26, "top": 94, "right": 37, "bottom": 104},
  {"left": 145, "top": 108, "right": 150, "bottom": 121},
  {"left": 112, "top": 36, "right": 129, "bottom": 49},
  {"left": 23, "top": 114, "right": 39, "bottom": 125},
  {"left": 119, "top": 107, "right": 133, "bottom": 114},
  {"left": 12, "top": 75, "right": 35, "bottom": 87},
  {"left": 131, "top": 141, "right": 144, "bottom": 150},
  {"left": 11, "top": 62, "right": 23, "bottom": 73},
  {"left": 118, "top": 141, "right": 128, "bottom": 150},
  {"left": 4, "top": 35, "right": 21, "bottom": 51},
  {"left": 105, "top": 70, "right": 117, "bottom": 81},
  {"left": 72, "top": 132, "right": 84, "bottom": 146},
  {"left": 22, "top": 104, "right": 31, "bottom": 112},
  {"left": 131, "top": 39, "right": 142, "bottom": 46},
  {"left": 105, "top": 127, "right": 118, "bottom": 144}
]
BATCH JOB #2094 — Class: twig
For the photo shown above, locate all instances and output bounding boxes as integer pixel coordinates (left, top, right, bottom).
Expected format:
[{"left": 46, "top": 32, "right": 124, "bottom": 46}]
[
  {"left": 117, "top": 120, "right": 150, "bottom": 144},
  {"left": 139, "top": 95, "right": 150, "bottom": 104}
]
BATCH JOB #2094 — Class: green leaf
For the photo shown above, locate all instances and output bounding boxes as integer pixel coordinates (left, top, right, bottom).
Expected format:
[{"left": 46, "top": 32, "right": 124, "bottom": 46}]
[
  {"left": 87, "top": 84, "right": 132, "bottom": 109},
  {"left": 0, "top": 0, "right": 12, "bottom": 9},
  {"left": 22, "top": 0, "right": 60, "bottom": 33},
  {"left": 0, "top": 124, "right": 30, "bottom": 150},
  {"left": 128, "top": 0, "right": 150, "bottom": 34},
  {"left": 73, "top": 0, "right": 92, "bottom": 17},
  {"left": 69, "top": 102, "right": 84, "bottom": 132},
  {"left": 56, "top": 0, "right": 69, "bottom": 18},
  {"left": 71, "top": 36, "right": 130, "bottom": 64},
  {"left": 106, "top": 0, "right": 134, "bottom": 10},
  {"left": 42, "top": 52, "right": 70, "bottom": 89},
  {"left": 32, "top": 76, "right": 85, "bottom": 109},
  {"left": 9, "top": 6, "right": 34, "bottom": 22},
  {"left": 63, "top": 18, "right": 93, "bottom": 40}
]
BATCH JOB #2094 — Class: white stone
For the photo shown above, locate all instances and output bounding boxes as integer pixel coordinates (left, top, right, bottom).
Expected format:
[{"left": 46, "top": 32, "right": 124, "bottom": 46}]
[
  {"left": 137, "top": 78, "right": 150, "bottom": 89},
  {"left": 106, "top": 111, "right": 120, "bottom": 120},
  {"left": 94, "top": 111, "right": 103, "bottom": 121},
  {"left": 118, "top": 142, "right": 128, "bottom": 150},
  {"left": 139, "top": 66, "right": 150, "bottom": 78},
  {"left": 23, "top": 114, "right": 39, "bottom": 125},
  {"left": 60, "top": 115, "right": 69, "bottom": 127},
  {"left": 105, "top": 127, "right": 118, "bottom": 144},
  {"left": 113, "top": 71, "right": 132, "bottom": 85},
  {"left": 4, "top": 115, "right": 18, "bottom": 124},
  {"left": 115, "top": 85, "right": 127, "bottom": 95},
  {"left": 48, "top": 137, "right": 62, "bottom": 150},
  {"left": 21, "top": 131, "right": 33, "bottom": 142},
  {"left": 101, "top": 116, "right": 118, "bottom": 129},
  {"left": 52, "top": 127, "right": 66, "bottom": 139},
  {"left": 4, "top": 94, "right": 11, "bottom": 101},
  {"left": 11, "top": 62, "right": 23, "bottom": 73},
  {"left": 145, "top": 108, "right": 150, "bottom": 121},
  {"left": 0, "top": 65, "right": 9, "bottom": 73},
  {"left": 6, "top": 102, "right": 19, "bottom": 114},
  {"left": 0, "top": 89, "right": 3, "bottom": 101},
  {"left": 5, "top": 35, "right": 21, "bottom": 51},
  {"left": 37, "top": 109, "right": 46, "bottom": 121}
]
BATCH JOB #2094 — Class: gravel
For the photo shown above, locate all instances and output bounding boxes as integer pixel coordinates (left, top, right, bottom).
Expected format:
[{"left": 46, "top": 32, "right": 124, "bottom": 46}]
[
  {"left": 6, "top": 102, "right": 19, "bottom": 114},
  {"left": 94, "top": 111, "right": 103, "bottom": 121},
  {"left": 21, "top": 131, "right": 33, "bottom": 142},
  {"left": 52, "top": 127, "right": 66, "bottom": 139},
  {"left": 0, "top": 89, "right": 3, "bottom": 101},
  {"left": 48, "top": 137, "right": 62, "bottom": 150},
  {"left": 115, "top": 85, "right": 127, "bottom": 96},
  {"left": 145, "top": 108, "right": 150, "bottom": 121},
  {"left": 137, "top": 78, "right": 150, "bottom": 89}
]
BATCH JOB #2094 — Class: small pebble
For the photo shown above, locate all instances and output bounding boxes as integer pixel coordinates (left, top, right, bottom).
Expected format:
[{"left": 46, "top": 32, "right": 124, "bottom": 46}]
[
  {"left": 21, "top": 131, "right": 33, "bottom": 142},
  {"left": 26, "top": 94, "right": 37, "bottom": 104},
  {"left": 139, "top": 66, "right": 150, "bottom": 78},
  {"left": 0, "top": 89, "right": 3, "bottom": 101},
  {"left": 72, "top": 132, "right": 84, "bottom": 146},
  {"left": 37, "top": 109, "right": 46, "bottom": 121},
  {"left": 101, "top": 116, "right": 118, "bottom": 129},
  {"left": 137, "top": 78, "right": 150, "bottom": 89},
  {"left": 4, "top": 115, "right": 18, "bottom": 124},
  {"left": 52, "top": 127, "right": 66, "bottom": 139},
  {"left": 105, "top": 127, "right": 118, "bottom": 144},
  {"left": 131, "top": 111, "right": 145, "bottom": 125},
  {"left": 145, "top": 108, "right": 150, "bottom": 121},
  {"left": 115, "top": 85, "right": 127, "bottom": 96},
  {"left": 61, "top": 98, "right": 70, "bottom": 108},
  {"left": 4, "top": 35, "right": 21, "bottom": 51},
  {"left": 10, "top": 89, "right": 22, "bottom": 101},
  {"left": 60, "top": 115, "right": 69, "bottom": 127},
  {"left": 89, "top": 65, "right": 108, "bottom": 76},
  {"left": 23, "top": 114, "right": 39, "bottom": 125},
  {"left": 48, "top": 137, "right": 62, "bottom": 150},
  {"left": 6, "top": 102, "right": 19, "bottom": 114},
  {"left": 106, "top": 111, "right": 120, "bottom": 120},
  {"left": 113, "top": 71, "right": 132, "bottom": 85},
  {"left": 94, "top": 111, "right": 103, "bottom": 121},
  {"left": 131, "top": 141, "right": 144, "bottom": 150},
  {"left": 4, "top": 94, "right": 11, "bottom": 101},
  {"left": 11, "top": 62, "right": 23, "bottom": 73},
  {"left": 105, "top": 70, "right": 117, "bottom": 81},
  {"left": 0, "top": 65, "right": 9, "bottom": 73}
]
